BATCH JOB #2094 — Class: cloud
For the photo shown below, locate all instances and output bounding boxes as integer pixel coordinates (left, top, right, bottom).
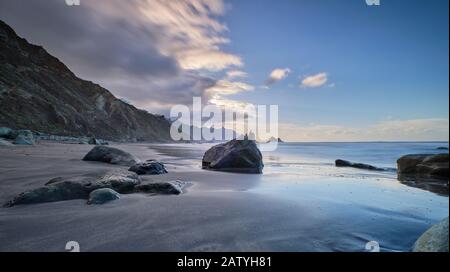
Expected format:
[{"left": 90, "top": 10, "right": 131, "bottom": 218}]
[
  {"left": 226, "top": 70, "right": 248, "bottom": 79},
  {"left": 0, "top": 0, "right": 243, "bottom": 113},
  {"left": 207, "top": 80, "right": 254, "bottom": 100},
  {"left": 301, "top": 72, "right": 328, "bottom": 88},
  {"left": 279, "top": 118, "right": 449, "bottom": 142},
  {"left": 265, "top": 68, "right": 291, "bottom": 85}
]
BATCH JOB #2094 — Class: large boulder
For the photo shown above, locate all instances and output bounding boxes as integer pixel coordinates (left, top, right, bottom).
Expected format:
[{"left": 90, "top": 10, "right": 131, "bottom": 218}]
[
  {"left": 335, "top": 159, "right": 385, "bottom": 171},
  {"left": 82, "top": 146, "right": 139, "bottom": 166},
  {"left": 87, "top": 188, "right": 120, "bottom": 205},
  {"left": 129, "top": 160, "right": 168, "bottom": 175},
  {"left": 413, "top": 217, "right": 449, "bottom": 252},
  {"left": 4, "top": 169, "right": 140, "bottom": 207},
  {"left": 12, "top": 129, "right": 35, "bottom": 145},
  {"left": 397, "top": 154, "right": 449, "bottom": 180},
  {"left": 202, "top": 139, "right": 264, "bottom": 174}
]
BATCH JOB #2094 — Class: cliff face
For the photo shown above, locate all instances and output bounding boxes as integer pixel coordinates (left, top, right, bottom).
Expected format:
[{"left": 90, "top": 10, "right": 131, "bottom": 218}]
[{"left": 0, "top": 20, "right": 172, "bottom": 142}]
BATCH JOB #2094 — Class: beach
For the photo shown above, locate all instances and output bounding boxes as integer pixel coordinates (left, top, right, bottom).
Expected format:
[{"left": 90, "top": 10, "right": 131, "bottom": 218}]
[{"left": 0, "top": 141, "right": 448, "bottom": 252}]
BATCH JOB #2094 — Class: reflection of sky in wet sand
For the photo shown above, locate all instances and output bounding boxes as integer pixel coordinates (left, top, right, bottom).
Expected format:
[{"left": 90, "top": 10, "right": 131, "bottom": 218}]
[{"left": 148, "top": 142, "right": 449, "bottom": 252}]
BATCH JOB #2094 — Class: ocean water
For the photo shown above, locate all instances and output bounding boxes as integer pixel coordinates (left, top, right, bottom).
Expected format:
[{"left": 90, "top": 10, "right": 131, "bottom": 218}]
[{"left": 149, "top": 142, "right": 449, "bottom": 252}]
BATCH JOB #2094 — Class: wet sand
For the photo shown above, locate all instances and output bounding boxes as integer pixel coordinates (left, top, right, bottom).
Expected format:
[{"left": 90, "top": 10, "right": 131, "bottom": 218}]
[{"left": 0, "top": 142, "right": 448, "bottom": 252}]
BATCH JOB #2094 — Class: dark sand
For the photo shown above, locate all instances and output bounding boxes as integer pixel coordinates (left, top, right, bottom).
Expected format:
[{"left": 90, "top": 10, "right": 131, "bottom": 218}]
[{"left": 0, "top": 142, "right": 448, "bottom": 252}]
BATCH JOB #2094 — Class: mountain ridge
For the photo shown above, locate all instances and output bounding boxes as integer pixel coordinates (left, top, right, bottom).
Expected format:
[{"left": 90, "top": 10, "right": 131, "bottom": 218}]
[{"left": 0, "top": 20, "right": 172, "bottom": 142}]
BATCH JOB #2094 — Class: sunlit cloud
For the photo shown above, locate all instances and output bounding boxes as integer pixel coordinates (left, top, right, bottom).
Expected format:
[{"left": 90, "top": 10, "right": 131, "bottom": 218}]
[
  {"left": 301, "top": 72, "right": 328, "bottom": 88},
  {"left": 265, "top": 68, "right": 291, "bottom": 85},
  {"left": 226, "top": 70, "right": 248, "bottom": 79}
]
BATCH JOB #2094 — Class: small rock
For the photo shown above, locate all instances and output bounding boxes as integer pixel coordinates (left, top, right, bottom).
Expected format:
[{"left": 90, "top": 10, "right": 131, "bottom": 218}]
[
  {"left": 335, "top": 159, "right": 385, "bottom": 171},
  {"left": 129, "top": 160, "right": 168, "bottom": 175},
  {"left": 88, "top": 137, "right": 101, "bottom": 145},
  {"left": 413, "top": 217, "right": 449, "bottom": 252},
  {"left": 12, "top": 130, "right": 35, "bottom": 145},
  {"left": 135, "top": 181, "right": 184, "bottom": 195},
  {"left": 87, "top": 188, "right": 120, "bottom": 205},
  {"left": 0, "top": 138, "right": 13, "bottom": 146},
  {"left": 0, "top": 127, "right": 13, "bottom": 139},
  {"left": 82, "top": 146, "right": 140, "bottom": 166}
]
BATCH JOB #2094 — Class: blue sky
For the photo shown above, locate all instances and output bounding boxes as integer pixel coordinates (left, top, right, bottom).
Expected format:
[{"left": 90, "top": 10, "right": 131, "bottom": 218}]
[
  {"left": 220, "top": 0, "right": 449, "bottom": 137},
  {"left": 0, "top": 0, "right": 448, "bottom": 141}
]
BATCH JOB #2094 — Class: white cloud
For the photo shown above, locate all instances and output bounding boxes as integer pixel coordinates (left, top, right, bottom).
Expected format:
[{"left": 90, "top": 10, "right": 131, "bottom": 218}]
[
  {"left": 226, "top": 70, "right": 248, "bottom": 79},
  {"left": 206, "top": 80, "right": 254, "bottom": 98},
  {"left": 301, "top": 72, "right": 328, "bottom": 88},
  {"left": 266, "top": 68, "right": 291, "bottom": 85},
  {"left": 279, "top": 118, "right": 449, "bottom": 142}
]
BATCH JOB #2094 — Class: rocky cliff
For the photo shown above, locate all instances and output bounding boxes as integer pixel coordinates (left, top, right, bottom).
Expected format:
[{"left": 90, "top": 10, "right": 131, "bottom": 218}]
[{"left": 0, "top": 20, "right": 172, "bottom": 142}]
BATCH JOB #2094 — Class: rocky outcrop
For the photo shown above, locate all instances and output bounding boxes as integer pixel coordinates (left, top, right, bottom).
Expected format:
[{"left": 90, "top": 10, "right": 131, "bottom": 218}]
[
  {"left": 202, "top": 139, "right": 264, "bottom": 174},
  {"left": 129, "top": 160, "right": 168, "bottom": 175},
  {"left": 82, "top": 146, "right": 140, "bottom": 167},
  {"left": 335, "top": 159, "right": 385, "bottom": 171},
  {"left": 413, "top": 217, "right": 449, "bottom": 252},
  {"left": 0, "top": 20, "right": 172, "bottom": 142},
  {"left": 4, "top": 169, "right": 140, "bottom": 207},
  {"left": 397, "top": 154, "right": 449, "bottom": 180},
  {"left": 12, "top": 129, "right": 35, "bottom": 145},
  {"left": 87, "top": 188, "right": 121, "bottom": 205}
]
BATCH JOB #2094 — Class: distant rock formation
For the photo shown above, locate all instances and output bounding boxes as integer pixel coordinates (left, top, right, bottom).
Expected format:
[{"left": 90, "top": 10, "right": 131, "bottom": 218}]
[
  {"left": 202, "top": 138, "right": 264, "bottom": 174},
  {"left": 0, "top": 20, "right": 172, "bottom": 142},
  {"left": 266, "top": 137, "right": 284, "bottom": 143}
]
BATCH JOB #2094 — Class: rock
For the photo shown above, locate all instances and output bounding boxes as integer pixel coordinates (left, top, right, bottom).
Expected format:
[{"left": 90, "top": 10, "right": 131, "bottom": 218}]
[
  {"left": 4, "top": 169, "right": 140, "bottom": 207},
  {"left": 413, "top": 217, "right": 449, "bottom": 252},
  {"left": 12, "top": 130, "right": 35, "bottom": 145},
  {"left": 88, "top": 137, "right": 101, "bottom": 145},
  {"left": 87, "top": 188, "right": 120, "bottom": 205},
  {"left": 0, "top": 138, "right": 13, "bottom": 146},
  {"left": 82, "top": 146, "right": 139, "bottom": 166},
  {"left": 0, "top": 127, "right": 13, "bottom": 138},
  {"left": 135, "top": 181, "right": 185, "bottom": 195},
  {"left": 202, "top": 139, "right": 264, "bottom": 174},
  {"left": 266, "top": 137, "right": 284, "bottom": 143},
  {"left": 335, "top": 159, "right": 384, "bottom": 171},
  {"left": 4, "top": 181, "right": 89, "bottom": 207},
  {"left": 128, "top": 160, "right": 168, "bottom": 175},
  {"left": 397, "top": 154, "right": 449, "bottom": 180}
]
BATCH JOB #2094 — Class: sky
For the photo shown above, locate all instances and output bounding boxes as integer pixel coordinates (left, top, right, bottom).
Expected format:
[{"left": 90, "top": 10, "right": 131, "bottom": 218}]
[{"left": 0, "top": 0, "right": 448, "bottom": 141}]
